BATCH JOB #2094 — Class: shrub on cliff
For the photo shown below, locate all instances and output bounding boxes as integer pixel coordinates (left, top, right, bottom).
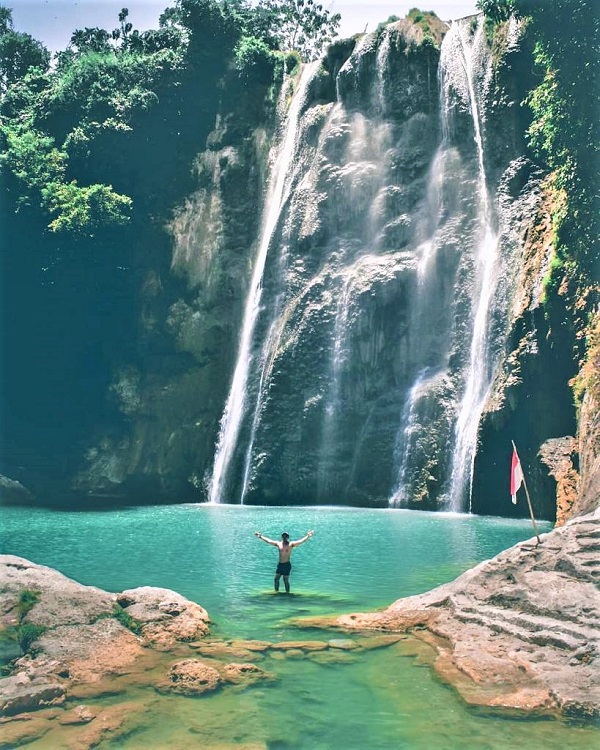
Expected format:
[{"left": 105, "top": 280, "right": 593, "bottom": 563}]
[{"left": 479, "top": 0, "right": 599, "bottom": 376}]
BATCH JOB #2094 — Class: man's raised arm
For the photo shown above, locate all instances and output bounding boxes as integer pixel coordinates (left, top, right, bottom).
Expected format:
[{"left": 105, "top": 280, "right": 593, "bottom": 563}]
[
  {"left": 254, "top": 531, "right": 279, "bottom": 546},
  {"left": 291, "top": 530, "right": 314, "bottom": 547}
]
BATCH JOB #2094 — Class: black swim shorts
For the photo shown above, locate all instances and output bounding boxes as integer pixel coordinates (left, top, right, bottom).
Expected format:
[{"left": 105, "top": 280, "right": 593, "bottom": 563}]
[{"left": 276, "top": 561, "right": 292, "bottom": 576}]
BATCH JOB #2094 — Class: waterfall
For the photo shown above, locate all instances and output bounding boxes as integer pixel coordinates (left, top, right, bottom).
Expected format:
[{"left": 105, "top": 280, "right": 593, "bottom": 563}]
[
  {"left": 203, "top": 16, "right": 518, "bottom": 510},
  {"left": 390, "top": 367, "right": 434, "bottom": 506},
  {"left": 239, "top": 303, "right": 286, "bottom": 503},
  {"left": 442, "top": 18, "right": 500, "bottom": 512},
  {"left": 388, "top": 61, "right": 450, "bottom": 508},
  {"left": 207, "top": 64, "right": 316, "bottom": 504},
  {"left": 317, "top": 272, "right": 353, "bottom": 500}
]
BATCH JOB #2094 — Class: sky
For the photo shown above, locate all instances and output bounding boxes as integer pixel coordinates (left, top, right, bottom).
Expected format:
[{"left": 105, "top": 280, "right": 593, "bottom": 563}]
[{"left": 6, "top": 0, "right": 479, "bottom": 53}]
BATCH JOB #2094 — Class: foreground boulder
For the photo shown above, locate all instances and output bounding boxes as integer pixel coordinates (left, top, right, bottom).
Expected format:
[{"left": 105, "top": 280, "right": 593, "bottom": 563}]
[
  {"left": 0, "top": 556, "right": 211, "bottom": 716},
  {"left": 297, "top": 509, "right": 600, "bottom": 719},
  {"left": 116, "top": 587, "right": 210, "bottom": 649}
]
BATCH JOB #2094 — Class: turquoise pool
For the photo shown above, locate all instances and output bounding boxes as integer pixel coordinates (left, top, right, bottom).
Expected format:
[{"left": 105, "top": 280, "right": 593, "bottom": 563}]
[{"left": 2, "top": 504, "right": 597, "bottom": 749}]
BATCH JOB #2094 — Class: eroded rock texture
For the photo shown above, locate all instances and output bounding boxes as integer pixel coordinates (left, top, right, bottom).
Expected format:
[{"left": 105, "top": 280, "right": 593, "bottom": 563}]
[{"left": 301, "top": 509, "right": 600, "bottom": 719}]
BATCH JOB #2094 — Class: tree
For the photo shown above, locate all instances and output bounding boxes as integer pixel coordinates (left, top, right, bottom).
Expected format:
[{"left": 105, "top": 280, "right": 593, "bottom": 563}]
[
  {"left": 0, "top": 5, "right": 12, "bottom": 34},
  {"left": 260, "top": 0, "right": 341, "bottom": 60},
  {"left": 68, "top": 27, "right": 112, "bottom": 56},
  {"left": 0, "top": 7, "right": 50, "bottom": 92}
]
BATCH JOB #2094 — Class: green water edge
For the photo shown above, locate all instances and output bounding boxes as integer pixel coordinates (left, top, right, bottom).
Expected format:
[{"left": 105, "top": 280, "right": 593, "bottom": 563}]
[
  {"left": 8, "top": 631, "right": 598, "bottom": 750},
  {"left": 1, "top": 504, "right": 598, "bottom": 749}
]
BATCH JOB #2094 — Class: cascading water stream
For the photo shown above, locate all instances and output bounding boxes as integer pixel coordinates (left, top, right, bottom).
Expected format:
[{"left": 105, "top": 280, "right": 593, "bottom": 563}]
[
  {"left": 390, "top": 367, "right": 435, "bottom": 506},
  {"left": 388, "top": 63, "right": 450, "bottom": 507},
  {"left": 207, "top": 64, "right": 316, "bottom": 504},
  {"left": 239, "top": 296, "right": 287, "bottom": 503},
  {"left": 316, "top": 272, "right": 354, "bottom": 501},
  {"left": 443, "top": 18, "right": 500, "bottom": 512}
]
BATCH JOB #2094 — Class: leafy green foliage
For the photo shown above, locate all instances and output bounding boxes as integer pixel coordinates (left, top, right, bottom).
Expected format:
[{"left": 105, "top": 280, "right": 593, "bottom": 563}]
[
  {"left": 11, "top": 589, "right": 45, "bottom": 654},
  {"left": 112, "top": 604, "right": 142, "bottom": 634},
  {"left": 376, "top": 16, "right": 400, "bottom": 34},
  {"left": 42, "top": 181, "right": 132, "bottom": 234},
  {"left": 476, "top": 1, "right": 599, "bottom": 245},
  {"left": 1, "top": 121, "right": 131, "bottom": 234},
  {"left": 478, "top": 0, "right": 598, "bottom": 401},
  {"left": 0, "top": 7, "right": 50, "bottom": 92},
  {"left": 406, "top": 8, "right": 439, "bottom": 45},
  {"left": 1, "top": 0, "right": 326, "bottom": 241},
  {"left": 68, "top": 27, "right": 113, "bottom": 55},
  {"left": 235, "top": 35, "right": 278, "bottom": 82},
  {"left": 256, "top": 0, "right": 341, "bottom": 60},
  {"left": 0, "top": 0, "right": 295, "bottom": 494},
  {"left": 571, "top": 311, "right": 600, "bottom": 413},
  {"left": 477, "top": 0, "right": 516, "bottom": 22}
]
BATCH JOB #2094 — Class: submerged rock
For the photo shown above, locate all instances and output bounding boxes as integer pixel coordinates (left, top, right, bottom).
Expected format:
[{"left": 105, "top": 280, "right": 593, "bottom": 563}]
[
  {"left": 159, "top": 658, "right": 272, "bottom": 695},
  {"left": 0, "top": 672, "right": 65, "bottom": 716},
  {"left": 65, "top": 702, "right": 147, "bottom": 750},
  {"left": 57, "top": 704, "right": 96, "bottom": 725},
  {"left": 0, "top": 708, "right": 60, "bottom": 747},
  {"left": 220, "top": 662, "right": 271, "bottom": 685},
  {"left": 162, "top": 659, "right": 222, "bottom": 695}
]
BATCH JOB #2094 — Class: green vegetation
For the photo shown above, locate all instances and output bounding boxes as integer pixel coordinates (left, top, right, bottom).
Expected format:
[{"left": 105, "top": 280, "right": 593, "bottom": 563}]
[
  {"left": 250, "top": 0, "right": 341, "bottom": 61},
  {"left": 93, "top": 604, "right": 143, "bottom": 634},
  {"left": 0, "top": 0, "right": 341, "bottom": 239},
  {"left": 6, "top": 589, "right": 47, "bottom": 654},
  {"left": 112, "top": 603, "right": 143, "bottom": 634},
  {"left": 0, "top": 6, "right": 49, "bottom": 91},
  {"left": 16, "top": 623, "right": 47, "bottom": 653},
  {"left": 571, "top": 311, "right": 600, "bottom": 415},
  {"left": 376, "top": 15, "right": 400, "bottom": 33},
  {"left": 478, "top": 0, "right": 598, "bottom": 378},
  {"left": 16, "top": 588, "right": 40, "bottom": 620},
  {"left": 407, "top": 8, "right": 439, "bottom": 45}
]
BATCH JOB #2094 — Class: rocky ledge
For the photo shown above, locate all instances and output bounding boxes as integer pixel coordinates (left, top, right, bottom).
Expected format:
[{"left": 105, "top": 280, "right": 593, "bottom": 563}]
[
  {"left": 0, "top": 556, "right": 405, "bottom": 748},
  {"left": 296, "top": 509, "right": 600, "bottom": 720},
  {"left": 0, "top": 556, "right": 271, "bottom": 734}
]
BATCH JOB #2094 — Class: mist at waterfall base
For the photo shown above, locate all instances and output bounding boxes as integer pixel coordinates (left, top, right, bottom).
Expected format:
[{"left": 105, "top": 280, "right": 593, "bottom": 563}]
[
  {"left": 204, "top": 16, "right": 529, "bottom": 515},
  {"left": 4, "top": 503, "right": 592, "bottom": 750}
]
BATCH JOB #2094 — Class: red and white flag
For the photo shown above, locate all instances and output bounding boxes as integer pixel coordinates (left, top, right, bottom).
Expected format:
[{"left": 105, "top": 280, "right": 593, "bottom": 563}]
[{"left": 510, "top": 444, "right": 524, "bottom": 504}]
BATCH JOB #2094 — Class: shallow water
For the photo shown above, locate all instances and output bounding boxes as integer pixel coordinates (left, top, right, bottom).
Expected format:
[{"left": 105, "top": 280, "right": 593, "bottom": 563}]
[{"left": 1, "top": 504, "right": 597, "bottom": 748}]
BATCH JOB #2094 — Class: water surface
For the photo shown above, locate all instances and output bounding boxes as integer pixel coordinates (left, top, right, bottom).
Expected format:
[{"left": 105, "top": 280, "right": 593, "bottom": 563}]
[{"left": 2, "top": 505, "right": 596, "bottom": 749}]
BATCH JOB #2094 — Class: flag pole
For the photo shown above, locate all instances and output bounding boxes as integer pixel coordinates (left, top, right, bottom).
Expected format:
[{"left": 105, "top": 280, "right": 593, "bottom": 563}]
[{"left": 512, "top": 440, "right": 542, "bottom": 545}]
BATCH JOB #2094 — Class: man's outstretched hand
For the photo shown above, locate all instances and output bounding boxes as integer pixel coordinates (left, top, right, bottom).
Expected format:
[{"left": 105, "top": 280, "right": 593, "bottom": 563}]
[
  {"left": 254, "top": 531, "right": 261, "bottom": 537},
  {"left": 307, "top": 530, "right": 314, "bottom": 538}
]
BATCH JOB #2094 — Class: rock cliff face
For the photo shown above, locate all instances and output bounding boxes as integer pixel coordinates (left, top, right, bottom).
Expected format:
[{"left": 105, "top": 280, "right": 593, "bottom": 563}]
[
  {"left": 192, "top": 14, "right": 570, "bottom": 512},
  {"left": 68, "top": 79, "right": 279, "bottom": 502},
  {"left": 4, "top": 13, "right": 595, "bottom": 518}
]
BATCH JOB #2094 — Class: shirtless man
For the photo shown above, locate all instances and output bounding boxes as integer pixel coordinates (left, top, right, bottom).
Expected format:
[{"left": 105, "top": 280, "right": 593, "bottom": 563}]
[{"left": 254, "top": 530, "right": 314, "bottom": 593}]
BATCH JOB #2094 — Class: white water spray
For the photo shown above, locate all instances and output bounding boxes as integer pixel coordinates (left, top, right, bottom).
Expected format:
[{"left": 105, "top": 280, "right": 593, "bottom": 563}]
[
  {"left": 443, "top": 18, "right": 501, "bottom": 512},
  {"left": 208, "top": 64, "right": 316, "bottom": 504},
  {"left": 317, "top": 268, "right": 356, "bottom": 500}
]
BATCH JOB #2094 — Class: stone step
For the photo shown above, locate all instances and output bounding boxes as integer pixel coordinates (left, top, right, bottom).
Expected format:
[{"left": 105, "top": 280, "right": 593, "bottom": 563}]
[
  {"left": 454, "top": 608, "right": 585, "bottom": 651},
  {"left": 460, "top": 600, "right": 599, "bottom": 632},
  {"left": 576, "top": 542, "right": 600, "bottom": 553},
  {"left": 456, "top": 602, "right": 598, "bottom": 647}
]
